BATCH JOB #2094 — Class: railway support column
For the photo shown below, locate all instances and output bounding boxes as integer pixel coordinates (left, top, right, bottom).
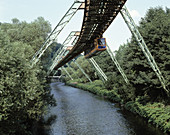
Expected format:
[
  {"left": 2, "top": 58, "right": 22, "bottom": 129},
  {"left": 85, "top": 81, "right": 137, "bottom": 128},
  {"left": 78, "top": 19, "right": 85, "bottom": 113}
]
[
  {"left": 62, "top": 67, "right": 73, "bottom": 80},
  {"left": 120, "top": 6, "right": 169, "bottom": 95},
  {"left": 107, "top": 44, "right": 129, "bottom": 84},
  {"left": 73, "top": 59, "right": 92, "bottom": 83},
  {"left": 89, "top": 58, "right": 107, "bottom": 82},
  {"left": 31, "top": 1, "right": 84, "bottom": 66},
  {"left": 66, "top": 63, "right": 82, "bottom": 82},
  {"left": 47, "top": 31, "right": 79, "bottom": 76}
]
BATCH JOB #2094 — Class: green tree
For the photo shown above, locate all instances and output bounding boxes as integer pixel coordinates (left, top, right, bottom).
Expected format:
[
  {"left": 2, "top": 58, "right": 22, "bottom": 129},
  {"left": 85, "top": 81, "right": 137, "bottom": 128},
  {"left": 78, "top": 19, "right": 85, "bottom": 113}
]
[
  {"left": 0, "top": 18, "right": 55, "bottom": 134},
  {"left": 12, "top": 18, "right": 20, "bottom": 24},
  {"left": 1, "top": 17, "right": 51, "bottom": 53},
  {"left": 88, "top": 7, "right": 170, "bottom": 103},
  {"left": 120, "top": 7, "right": 170, "bottom": 102}
]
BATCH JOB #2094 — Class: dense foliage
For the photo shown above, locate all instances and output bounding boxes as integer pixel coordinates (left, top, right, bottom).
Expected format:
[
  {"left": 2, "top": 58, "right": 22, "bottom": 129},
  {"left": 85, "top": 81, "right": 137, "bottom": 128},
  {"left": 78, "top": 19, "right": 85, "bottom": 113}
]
[
  {"left": 63, "top": 7, "right": 170, "bottom": 132},
  {"left": 0, "top": 18, "right": 55, "bottom": 135},
  {"left": 64, "top": 7, "right": 170, "bottom": 103},
  {"left": 67, "top": 81, "right": 170, "bottom": 133},
  {"left": 63, "top": 56, "right": 97, "bottom": 83}
]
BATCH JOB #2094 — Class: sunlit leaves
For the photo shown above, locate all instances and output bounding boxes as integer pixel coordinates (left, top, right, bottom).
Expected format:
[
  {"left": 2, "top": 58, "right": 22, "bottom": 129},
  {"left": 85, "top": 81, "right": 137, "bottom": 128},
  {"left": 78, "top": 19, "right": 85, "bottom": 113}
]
[{"left": 0, "top": 17, "right": 53, "bottom": 134}]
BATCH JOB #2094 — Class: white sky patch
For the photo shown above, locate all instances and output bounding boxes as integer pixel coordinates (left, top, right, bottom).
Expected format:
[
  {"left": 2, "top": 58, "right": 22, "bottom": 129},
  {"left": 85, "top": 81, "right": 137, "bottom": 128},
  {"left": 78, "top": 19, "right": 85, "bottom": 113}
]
[
  {"left": 129, "top": 9, "right": 141, "bottom": 18},
  {"left": 115, "top": 9, "right": 141, "bottom": 23},
  {"left": 0, "top": 1, "right": 5, "bottom": 20},
  {"left": 128, "top": 9, "right": 142, "bottom": 25}
]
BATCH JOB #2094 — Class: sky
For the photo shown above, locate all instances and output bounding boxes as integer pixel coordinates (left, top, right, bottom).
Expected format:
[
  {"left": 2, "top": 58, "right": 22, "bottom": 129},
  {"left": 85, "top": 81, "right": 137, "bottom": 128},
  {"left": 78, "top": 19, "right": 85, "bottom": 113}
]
[{"left": 0, "top": 0, "right": 169, "bottom": 52}]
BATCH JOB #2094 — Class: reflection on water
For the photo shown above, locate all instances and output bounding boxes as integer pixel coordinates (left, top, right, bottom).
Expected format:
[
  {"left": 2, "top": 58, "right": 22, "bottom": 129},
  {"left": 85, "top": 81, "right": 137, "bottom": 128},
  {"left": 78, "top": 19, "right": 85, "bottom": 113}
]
[{"left": 37, "top": 82, "right": 166, "bottom": 135}]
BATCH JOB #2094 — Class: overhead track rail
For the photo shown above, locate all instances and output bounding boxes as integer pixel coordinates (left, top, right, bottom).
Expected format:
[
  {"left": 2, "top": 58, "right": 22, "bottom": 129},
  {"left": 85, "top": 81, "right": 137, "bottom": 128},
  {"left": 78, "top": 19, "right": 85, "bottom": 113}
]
[{"left": 54, "top": 0, "right": 127, "bottom": 70}]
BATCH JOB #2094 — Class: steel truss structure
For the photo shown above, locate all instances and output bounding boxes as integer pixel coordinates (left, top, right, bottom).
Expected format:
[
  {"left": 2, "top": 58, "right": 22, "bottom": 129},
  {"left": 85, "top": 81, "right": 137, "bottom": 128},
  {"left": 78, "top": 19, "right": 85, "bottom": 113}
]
[
  {"left": 66, "top": 63, "right": 82, "bottom": 82},
  {"left": 31, "top": 1, "right": 84, "bottom": 66},
  {"left": 107, "top": 44, "right": 129, "bottom": 84},
  {"left": 89, "top": 58, "right": 107, "bottom": 82},
  {"left": 62, "top": 67, "right": 73, "bottom": 80},
  {"left": 72, "top": 58, "right": 92, "bottom": 83},
  {"left": 47, "top": 31, "right": 79, "bottom": 75},
  {"left": 47, "top": 31, "right": 92, "bottom": 83},
  {"left": 31, "top": 0, "right": 168, "bottom": 95},
  {"left": 48, "top": 30, "right": 107, "bottom": 83},
  {"left": 120, "top": 6, "right": 169, "bottom": 94},
  {"left": 54, "top": 0, "right": 127, "bottom": 69}
]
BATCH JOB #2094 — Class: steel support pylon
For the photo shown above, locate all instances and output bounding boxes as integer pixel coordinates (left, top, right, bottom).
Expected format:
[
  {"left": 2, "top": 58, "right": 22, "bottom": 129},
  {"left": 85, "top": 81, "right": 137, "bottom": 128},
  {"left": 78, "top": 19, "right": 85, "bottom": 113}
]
[
  {"left": 31, "top": 1, "right": 84, "bottom": 66},
  {"left": 107, "top": 44, "right": 129, "bottom": 84},
  {"left": 62, "top": 67, "right": 73, "bottom": 80},
  {"left": 120, "top": 6, "right": 169, "bottom": 94},
  {"left": 66, "top": 63, "right": 82, "bottom": 82},
  {"left": 89, "top": 58, "right": 107, "bottom": 82},
  {"left": 49, "top": 46, "right": 91, "bottom": 83},
  {"left": 47, "top": 31, "right": 79, "bottom": 75},
  {"left": 72, "top": 59, "right": 92, "bottom": 83}
]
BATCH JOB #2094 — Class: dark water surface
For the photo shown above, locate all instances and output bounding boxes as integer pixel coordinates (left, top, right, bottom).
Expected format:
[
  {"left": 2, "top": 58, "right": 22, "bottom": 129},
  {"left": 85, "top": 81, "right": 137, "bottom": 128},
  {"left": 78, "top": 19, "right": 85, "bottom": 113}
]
[{"left": 40, "top": 82, "right": 166, "bottom": 135}]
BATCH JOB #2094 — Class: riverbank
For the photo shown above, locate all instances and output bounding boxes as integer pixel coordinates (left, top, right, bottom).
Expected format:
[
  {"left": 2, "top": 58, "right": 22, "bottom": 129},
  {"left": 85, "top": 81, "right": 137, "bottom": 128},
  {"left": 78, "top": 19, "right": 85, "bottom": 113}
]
[{"left": 66, "top": 81, "right": 170, "bottom": 134}]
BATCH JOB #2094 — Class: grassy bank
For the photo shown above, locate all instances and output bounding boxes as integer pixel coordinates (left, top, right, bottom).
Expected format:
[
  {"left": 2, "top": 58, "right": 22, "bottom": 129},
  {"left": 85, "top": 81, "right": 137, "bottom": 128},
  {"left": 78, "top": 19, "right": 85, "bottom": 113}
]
[{"left": 66, "top": 80, "right": 170, "bottom": 133}]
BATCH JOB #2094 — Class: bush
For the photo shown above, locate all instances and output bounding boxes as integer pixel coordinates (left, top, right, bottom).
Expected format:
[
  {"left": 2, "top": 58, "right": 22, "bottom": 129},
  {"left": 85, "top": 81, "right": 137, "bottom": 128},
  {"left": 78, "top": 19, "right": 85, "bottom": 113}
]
[
  {"left": 0, "top": 43, "right": 53, "bottom": 135},
  {"left": 125, "top": 101, "right": 170, "bottom": 133}
]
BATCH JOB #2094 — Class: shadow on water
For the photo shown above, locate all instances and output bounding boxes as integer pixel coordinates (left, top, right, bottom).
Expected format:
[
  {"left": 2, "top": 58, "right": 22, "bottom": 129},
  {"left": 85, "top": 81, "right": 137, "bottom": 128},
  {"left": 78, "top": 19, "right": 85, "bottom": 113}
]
[
  {"left": 36, "top": 115, "right": 57, "bottom": 135},
  {"left": 36, "top": 81, "right": 167, "bottom": 135},
  {"left": 117, "top": 106, "right": 168, "bottom": 135}
]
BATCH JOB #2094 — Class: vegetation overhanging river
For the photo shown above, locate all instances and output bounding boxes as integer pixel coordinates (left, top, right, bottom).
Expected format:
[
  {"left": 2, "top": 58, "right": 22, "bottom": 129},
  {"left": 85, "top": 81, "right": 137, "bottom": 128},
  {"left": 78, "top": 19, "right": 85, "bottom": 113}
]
[{"left": 37, "top": 81, "right": 167, "bottom": 135}]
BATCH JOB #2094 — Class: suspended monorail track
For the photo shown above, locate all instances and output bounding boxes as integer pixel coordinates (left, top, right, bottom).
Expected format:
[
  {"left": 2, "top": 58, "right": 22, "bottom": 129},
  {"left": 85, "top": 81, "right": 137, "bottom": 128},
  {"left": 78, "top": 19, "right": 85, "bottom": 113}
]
[{"left": 54, "top": 0, "right": 127, "bottom": 69}]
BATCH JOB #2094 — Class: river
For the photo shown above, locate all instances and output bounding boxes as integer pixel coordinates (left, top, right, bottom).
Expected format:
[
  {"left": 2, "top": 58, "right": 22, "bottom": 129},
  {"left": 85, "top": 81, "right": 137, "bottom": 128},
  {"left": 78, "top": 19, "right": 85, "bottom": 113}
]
[{"left": 38, "top": 81, "right": 166, "bottom": 135}]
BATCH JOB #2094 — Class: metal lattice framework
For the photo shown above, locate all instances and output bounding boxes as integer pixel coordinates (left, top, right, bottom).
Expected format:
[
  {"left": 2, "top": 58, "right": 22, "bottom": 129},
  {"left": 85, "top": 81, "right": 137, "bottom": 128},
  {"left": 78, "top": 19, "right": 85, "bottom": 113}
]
[
  {"left": 48, "top": 31, "right": 107, "bottom": 83},
  {"left": 31, "top": 1, "right": 84, "bottom": 66},
  {"left": 48, "top": 36, "right": 92, "bottom": 83},
  {"left": 107, "top": 44, "right": 129, "bottom": 84},
  {"left": 120, "top": 6, "right": 169, "bottom": 94},
  {"left": 66, "top": 63, "right": 82, "bottom": 81},
  {"left": 47, "top": 31, "right": 80, "bottom": 75},
  {"left": 62, "top": 67, "right": 73, "bottom": 80},
  {"left": 89, "top": 58, "right": 108, "bottom": 82},
  {"left": 72, "top": 58, "right": 92, "bottom": 83},
  {"left": 54, "top": 0, "right": 127, "bottom": 69},
  {"left": 30, "top": 0, "right": 169, "bottom": 94}
]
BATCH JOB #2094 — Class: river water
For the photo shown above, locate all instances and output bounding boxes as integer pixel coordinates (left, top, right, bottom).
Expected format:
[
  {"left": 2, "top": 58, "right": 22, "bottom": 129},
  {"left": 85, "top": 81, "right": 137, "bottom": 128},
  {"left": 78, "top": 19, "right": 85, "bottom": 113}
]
[{"left": 39, "top": 82, "right": 166, "bottom": 135}]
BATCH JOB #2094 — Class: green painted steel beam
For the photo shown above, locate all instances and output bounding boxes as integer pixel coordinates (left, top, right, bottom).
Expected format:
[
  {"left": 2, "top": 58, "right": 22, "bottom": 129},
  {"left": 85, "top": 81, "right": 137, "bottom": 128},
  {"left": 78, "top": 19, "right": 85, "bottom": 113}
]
[{"left": 120, "top": 6, "right": 169, "bottom": 95}]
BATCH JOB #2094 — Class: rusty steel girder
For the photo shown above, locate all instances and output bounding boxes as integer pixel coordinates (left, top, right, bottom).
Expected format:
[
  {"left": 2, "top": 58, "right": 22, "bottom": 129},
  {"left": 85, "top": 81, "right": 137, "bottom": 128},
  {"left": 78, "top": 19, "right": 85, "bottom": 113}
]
[{"left": 55, "top": 0, "right": 127, "bottom": 70}]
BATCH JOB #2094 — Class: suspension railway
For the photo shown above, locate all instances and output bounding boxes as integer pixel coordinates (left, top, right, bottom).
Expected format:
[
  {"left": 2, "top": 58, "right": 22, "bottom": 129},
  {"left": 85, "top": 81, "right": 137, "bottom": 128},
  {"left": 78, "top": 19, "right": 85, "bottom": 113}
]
[
  {"left": 31, "top": 0, "right": 169, "bottom": 95},
  {"left": 54, "top": 0, "right": 127, "bottom": 69}
]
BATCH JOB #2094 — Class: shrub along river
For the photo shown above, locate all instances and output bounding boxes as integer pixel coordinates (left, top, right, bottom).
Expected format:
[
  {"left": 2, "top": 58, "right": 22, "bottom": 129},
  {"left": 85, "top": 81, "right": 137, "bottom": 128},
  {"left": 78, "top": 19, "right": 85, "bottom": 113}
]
[{"left": 37, "top": 81, "right": 167, "bottom": 135}]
